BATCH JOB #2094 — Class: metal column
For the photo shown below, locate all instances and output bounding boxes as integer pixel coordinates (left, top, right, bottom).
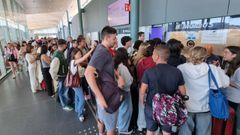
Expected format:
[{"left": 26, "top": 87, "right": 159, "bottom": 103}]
[
  {"left": 130, "top": 0, "right": 139, "bottom": 43},
  {"left": 61, "top": 19, "right": 65, "bottom": 39},
  {"left": 66, "top": 10, "right": 71, "bottom": 37},
  {"left": 77, "top": 0, "right": 84, "bottom": 35}
]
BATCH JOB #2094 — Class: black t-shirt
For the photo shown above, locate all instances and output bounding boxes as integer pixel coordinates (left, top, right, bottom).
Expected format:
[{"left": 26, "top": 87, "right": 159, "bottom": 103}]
[
  {"left": 142, "top": 64, "right": 185, "bottom": 107},
  {"left": 167, "top": 55, "right": 186, "bottom": 67}
]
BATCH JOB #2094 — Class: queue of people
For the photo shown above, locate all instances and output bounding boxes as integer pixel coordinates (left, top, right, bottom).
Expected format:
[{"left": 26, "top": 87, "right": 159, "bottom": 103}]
[{"left": 4, "top": 25, "right": 240, "bottom": 135}]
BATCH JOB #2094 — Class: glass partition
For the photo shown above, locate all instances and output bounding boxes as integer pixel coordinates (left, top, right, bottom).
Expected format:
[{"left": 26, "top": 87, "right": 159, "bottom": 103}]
[{"left": 0, "top": 0, "right": 28, "bottom": 79}]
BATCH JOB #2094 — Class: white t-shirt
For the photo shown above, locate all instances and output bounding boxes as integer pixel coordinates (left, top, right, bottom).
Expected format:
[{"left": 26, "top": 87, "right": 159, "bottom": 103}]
[
  {"left": 70, "top": 60, "right": 85, "bottom": 77},
  {"left": 25, "top": 53, "right": 36, "bottom": 69}
]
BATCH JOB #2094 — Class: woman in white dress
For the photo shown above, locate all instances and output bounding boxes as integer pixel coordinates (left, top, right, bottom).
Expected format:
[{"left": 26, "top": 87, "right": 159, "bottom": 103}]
[{"left": 25, "top": 45, "right": 38, "bottom": 93}]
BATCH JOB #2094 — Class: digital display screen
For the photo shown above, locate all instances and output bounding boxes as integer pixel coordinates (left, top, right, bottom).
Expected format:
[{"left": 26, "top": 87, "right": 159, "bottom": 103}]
[{"left": 108, "top": 0, "right": 129, "bottom": 26}]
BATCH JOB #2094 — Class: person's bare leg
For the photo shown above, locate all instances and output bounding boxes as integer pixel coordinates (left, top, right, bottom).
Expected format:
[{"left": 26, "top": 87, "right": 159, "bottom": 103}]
[
  {"left": 13, "top": 62, "right": 18, "bottom": 73},
  {"left": 9, "top": 62, "right": 16, "bottom": 78},
  {"left": 162, "top": 130, "right": 171, "bottom": 135},
  {"left": 16, "top": 62, "right": 19, "bottom": 72},
  {"left": 107, "top": 130, "right": 115, "bottom": 135},
  {"left": 146, "top": 130, "right": 155, "bottom": 135},
  {"left": 98, "top": 120, "right": 105, "bottom": 135}
]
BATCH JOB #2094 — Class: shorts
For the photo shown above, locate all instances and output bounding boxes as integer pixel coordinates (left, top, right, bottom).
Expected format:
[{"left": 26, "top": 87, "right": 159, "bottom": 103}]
[
  {"left": 144, "top": 105, "right": 172, "bottom": 133},
  {"left": 97, "top": 104, "right": 118, "bottom": 132}
]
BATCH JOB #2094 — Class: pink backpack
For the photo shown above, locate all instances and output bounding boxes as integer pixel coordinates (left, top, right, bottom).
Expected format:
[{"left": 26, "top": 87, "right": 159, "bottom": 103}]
[{"left": 152, "top": 92, "right": 188, "bottom": 126}]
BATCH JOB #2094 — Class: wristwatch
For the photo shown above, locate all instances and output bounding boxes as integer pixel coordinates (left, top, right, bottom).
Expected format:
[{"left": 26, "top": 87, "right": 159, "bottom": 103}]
[{"left": 182, "top": 95, "right": 189, "bottom": 101}]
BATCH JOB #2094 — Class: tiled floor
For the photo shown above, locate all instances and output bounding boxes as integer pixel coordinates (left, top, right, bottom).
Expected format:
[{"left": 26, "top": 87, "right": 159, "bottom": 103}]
[
  {"left": 0, "top": 71, "right": 97, "bottom": 135},
  {"left": 1, "top": 71, "right": 240, "bottom": 135}
]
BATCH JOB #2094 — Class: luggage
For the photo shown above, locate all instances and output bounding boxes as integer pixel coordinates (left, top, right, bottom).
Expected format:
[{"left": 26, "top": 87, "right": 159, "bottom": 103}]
[{"left": 212, "top": 107, "right": 235, "bottom": 135}]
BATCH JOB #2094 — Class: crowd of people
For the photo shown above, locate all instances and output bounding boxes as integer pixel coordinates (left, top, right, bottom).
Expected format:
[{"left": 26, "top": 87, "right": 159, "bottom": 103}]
[{"left": 3, "top": 26, "right": 240, "bottom": 135}]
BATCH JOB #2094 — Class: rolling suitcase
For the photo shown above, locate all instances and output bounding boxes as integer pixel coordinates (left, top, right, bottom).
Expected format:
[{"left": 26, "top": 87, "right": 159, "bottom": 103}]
[{"left": 212, "top": 107, "right": 235, "bottom": 135}]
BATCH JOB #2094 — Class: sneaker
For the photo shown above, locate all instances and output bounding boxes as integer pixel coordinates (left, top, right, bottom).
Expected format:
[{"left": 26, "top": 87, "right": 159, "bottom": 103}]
[
  {"left": 138, "top": 127, "right": 143, "bottom": 132},
  {"left": 84, "top": 95, "right": 91, "bottom": 100},
  {"left": 63, "top": 106, "right": 73, "bottom": 111},
  {"left": 119, "top": 129, "right": 133, "bottom": 135},
  {"left": 137, "top": 128, "right": 146, "bottom": 134},
  {"left": 12, "top": 75, "right": 16, "bottom": 79},
  {"left": 79, "top": 116, "right": 84, "bottom": 122}
]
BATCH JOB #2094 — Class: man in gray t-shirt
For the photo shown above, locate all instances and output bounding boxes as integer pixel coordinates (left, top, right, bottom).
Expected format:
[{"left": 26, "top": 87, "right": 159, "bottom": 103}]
[
  {"left": 88, "top": 45, "right": 114, "bottom": 78},
  {"left": 85, "top": 26, "right": 124, "bottom": 135}
]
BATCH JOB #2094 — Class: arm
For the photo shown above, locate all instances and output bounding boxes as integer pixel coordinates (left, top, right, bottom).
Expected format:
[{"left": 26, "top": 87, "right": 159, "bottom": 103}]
[
  {"left": 230, "top": 69, "right": 240, "bottom": 88},
  {"left": 15, "top": 48, "right": 19, "bottom": 59},
  {"left": 230, "top": 81, "right": 238, "bottom": 88},
  {"left": 74, "top": 47, "right": 95, "bottom": 65},
  {"left": 216, "top": 66, "right": 230, "bottom": 88},
  {"left": 118, "top": 65, "right": 133, "bottom": 90},
  {"left": 115, "top": 69, "right": 125, "bottom": 89},
  {"left": 85, "top": 66, "right": 107, "bottom": 109},
  {"left": 139, "top": 82, "right": 148, "bottom": 107},
  {"left": 29, "top": 59, "right": 36, "bottom": 64},
  {"left": 178, "top": 85, "right": 186, "bottom": 95},
  {"left": 49, "top": 58, "right": 60, "bottom": 80},
  {"left": 41, "top": 54, "right": 51, "bottom": 65},
  {"left": 26, "top": 54, "right": 36, "bottom": 64}
]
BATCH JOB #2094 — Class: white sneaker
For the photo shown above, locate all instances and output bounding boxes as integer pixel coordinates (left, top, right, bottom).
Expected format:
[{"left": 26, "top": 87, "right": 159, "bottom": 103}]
[
  {"left": 138, "top": 127, "right": 143, "bottom": 132},
  {"left": 63, "top": 106, "right": 73, "bottom": 111},
  {"left": 119, "top": 129, "right": 133, "bottom": 134},
  {"left": 79, "top": 116, "right": 84, "bottom": 122}
]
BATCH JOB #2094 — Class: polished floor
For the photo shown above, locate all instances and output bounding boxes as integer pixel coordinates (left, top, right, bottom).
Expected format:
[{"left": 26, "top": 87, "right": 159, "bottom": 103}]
[
  {"left": 0, "top": 71, "right": 146, "bottom": 135},
  {"left": 0, "top": 71, "right": 97, "bottom": 135},
  {"left": 1, "top": 71, "right": 239, "bottom": 135}
]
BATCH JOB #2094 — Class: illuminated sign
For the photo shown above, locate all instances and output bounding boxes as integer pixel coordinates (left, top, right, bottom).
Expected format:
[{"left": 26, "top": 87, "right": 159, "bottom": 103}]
[{"left": 176, "top": 23, "right": 214, "bottom": 30}]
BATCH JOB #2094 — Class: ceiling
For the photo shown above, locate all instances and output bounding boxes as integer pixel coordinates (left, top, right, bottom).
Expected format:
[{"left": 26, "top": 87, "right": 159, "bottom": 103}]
[{"left": 16, "top": 0, "right": 73, "bottom": 30}]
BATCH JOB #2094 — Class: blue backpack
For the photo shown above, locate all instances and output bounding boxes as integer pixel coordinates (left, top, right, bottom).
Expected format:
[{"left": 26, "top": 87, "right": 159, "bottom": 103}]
[{"left": 208, "top": 64, "right": 229, "bottom": 120}]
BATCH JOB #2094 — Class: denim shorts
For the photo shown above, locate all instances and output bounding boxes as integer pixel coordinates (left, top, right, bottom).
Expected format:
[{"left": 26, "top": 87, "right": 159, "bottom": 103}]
[
  {"left": 144, "top": 105, "right": 172, "bottom": 133},
  {"left": 97, "top": 104, "right": 118, "bottom": 132}
]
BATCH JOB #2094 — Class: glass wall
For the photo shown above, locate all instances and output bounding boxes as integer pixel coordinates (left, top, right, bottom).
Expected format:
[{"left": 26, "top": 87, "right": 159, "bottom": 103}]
[{"left": 0, "top": 0, "right": 28, "bottom": 78}]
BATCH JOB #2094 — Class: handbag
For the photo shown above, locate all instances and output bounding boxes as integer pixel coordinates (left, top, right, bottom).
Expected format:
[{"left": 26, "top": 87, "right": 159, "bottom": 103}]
[
  {"left": 8, "top": 54, "right": 16, "bottom": 61},
  {"left": 208, "top": 64, "right": 229, "bottom": 120},
  {"left": 8, "top": 49, "right": 17, "bottom": 62},
  {"left": 96, "top": 71, "right": 127, "bottom": 114},
  {"left": 64, "top": 68, "right": 81, "bottom": 88}
]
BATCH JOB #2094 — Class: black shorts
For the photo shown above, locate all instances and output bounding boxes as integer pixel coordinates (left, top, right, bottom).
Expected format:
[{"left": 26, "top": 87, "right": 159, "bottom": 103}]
[{"left": 144, "top": 105, "right": 172, "bottom": 133}]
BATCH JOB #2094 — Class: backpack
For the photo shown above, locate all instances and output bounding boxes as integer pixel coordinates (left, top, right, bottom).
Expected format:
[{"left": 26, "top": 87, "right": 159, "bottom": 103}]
[{"left": 152, "top": 91, "right": 188, "bottom": 126}]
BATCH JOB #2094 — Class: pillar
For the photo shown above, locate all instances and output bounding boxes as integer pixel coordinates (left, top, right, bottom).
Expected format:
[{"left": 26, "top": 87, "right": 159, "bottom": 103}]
[
  {"left": 66, "top": 10, "right": 71, "bottom": 36},
  {"left": 130, "top": 0, "right": 140, "bottom": 43},
  {"left": 77, "top": 0, "right": 84, "bottom": 35}
]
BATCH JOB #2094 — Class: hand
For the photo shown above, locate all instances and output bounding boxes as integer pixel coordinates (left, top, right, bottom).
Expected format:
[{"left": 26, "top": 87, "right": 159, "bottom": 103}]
[
  {"left": 90, "top": 44, "right": 96, "bottom": 51},
  {"left": 97, "top": 95, "right": 108, "bottom": 110},
  {"left": 140, "top": 100, "right": 145, "bottom": 108},
  {"left": 33, "top": 53, "right": 38, "bottom": 58},
  {"left": 91, "top": 41, "right": 97, "bottom": 47},
  {"left": 212, "top": 60, "right": 220, "bottom": 67},
  {"left": 115, "top": 70, "right": 125, "bottom": 89}
]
